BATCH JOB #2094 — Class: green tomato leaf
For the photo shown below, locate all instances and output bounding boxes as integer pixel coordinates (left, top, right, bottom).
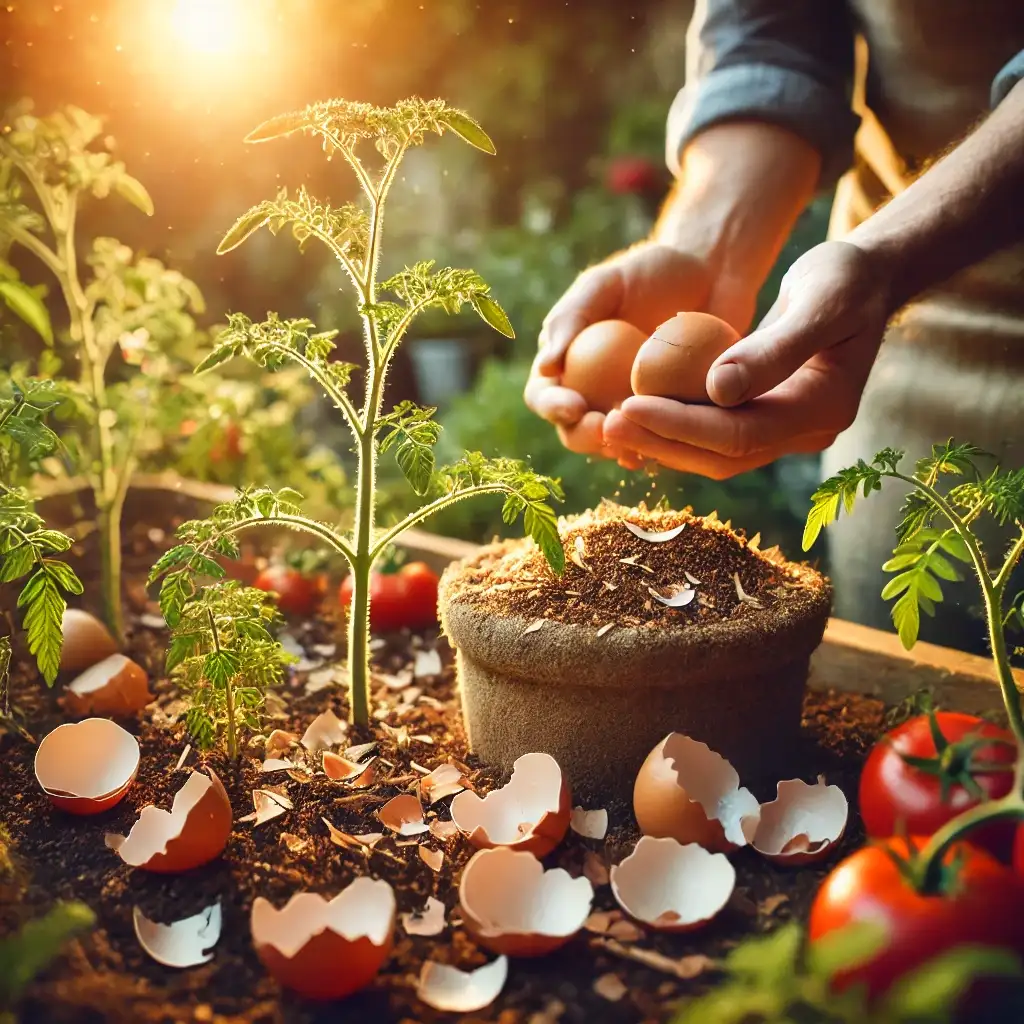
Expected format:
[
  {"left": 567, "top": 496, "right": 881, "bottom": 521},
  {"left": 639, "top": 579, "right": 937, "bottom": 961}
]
[
  {"left": 523, "top": 502, "right": 564, "bottom": 576},
  {"left": 217, "top": 206, "right": 271, "bottom": 255},
  {"left": 471, "top": 295, "right": 514, "bottom": 339},
  {"left": 892, "top": 587, "right": 921, "bottom": 650},
  {"left": 440, "top": 110, "right": 496, "bottom": 155},
  {"left": 244, "top": 110, "right": 309, "bottom": 143},
  {"left": 114, "top": 174, "right": 155, "bottom": 216},
  {"left": 806, "top": 920, "right": 889, "bottom": 979},
  {"left": 0, "top": 280, "right": 53, "bottom": 345}
]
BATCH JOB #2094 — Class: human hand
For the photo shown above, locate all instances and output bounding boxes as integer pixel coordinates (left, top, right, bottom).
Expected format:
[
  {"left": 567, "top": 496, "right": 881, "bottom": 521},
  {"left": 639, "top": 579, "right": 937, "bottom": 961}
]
[
  {"left": 604, "top": 240, "right": 892, "bottom": 478},
  {"left": 524, "top": 241, "right": 744, "bottom": 465}
]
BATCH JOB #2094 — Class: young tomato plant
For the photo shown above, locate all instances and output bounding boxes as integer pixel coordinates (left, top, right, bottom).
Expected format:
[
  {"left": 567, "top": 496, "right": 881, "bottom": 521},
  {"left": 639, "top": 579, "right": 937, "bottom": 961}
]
[
  {"left": 805, "top": 441, "right": 1024, "bottom": 962},
  {"left": 151, "top": 98, "right": 565, "bottom": 727},
  {"left": 0, "top": 380, "right": 82, "bottom": 701},
  {"left": 0, "top": 103, "right": 205, "bottom": 641},
  {"left": 165, "top": 579, "right": 290, "bottom": 760}
]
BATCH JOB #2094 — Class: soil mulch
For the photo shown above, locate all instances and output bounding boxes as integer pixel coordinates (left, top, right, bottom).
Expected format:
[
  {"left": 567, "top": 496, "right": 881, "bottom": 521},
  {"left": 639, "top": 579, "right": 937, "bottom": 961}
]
[{"left": 448, "top": 501, "right": 828, "bottom": 631}]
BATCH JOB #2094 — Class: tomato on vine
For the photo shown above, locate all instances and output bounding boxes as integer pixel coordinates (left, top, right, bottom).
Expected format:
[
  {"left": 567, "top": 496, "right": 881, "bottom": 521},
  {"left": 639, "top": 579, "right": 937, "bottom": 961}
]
[{"left": 860, "top": 711, "right": 1018, "bottom": 858}]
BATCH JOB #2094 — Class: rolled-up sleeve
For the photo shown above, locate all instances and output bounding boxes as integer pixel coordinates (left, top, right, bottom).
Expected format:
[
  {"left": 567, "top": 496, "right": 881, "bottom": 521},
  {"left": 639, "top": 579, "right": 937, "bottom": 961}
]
[
  {"left": 992, "top": 49, "right": 1024, "bottom": 107},
  {"left": 667, "top": 0, "right": 859, "bottom": 188}
]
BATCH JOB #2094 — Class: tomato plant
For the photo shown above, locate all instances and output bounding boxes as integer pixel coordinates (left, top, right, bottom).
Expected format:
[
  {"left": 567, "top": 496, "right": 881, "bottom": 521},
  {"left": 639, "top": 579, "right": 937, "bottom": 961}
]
[
  {"left": 339, "top": 562, "right": 439, "bottom": 632},
  {"left": 254, "top": 565, "right": 325, "bottom": 617},
  {"left": 809, "top": 837, "right": 1024, "bottom": 1000},
  {"left": 860, "top": 712, "right": 1018, "bottom": 858}
]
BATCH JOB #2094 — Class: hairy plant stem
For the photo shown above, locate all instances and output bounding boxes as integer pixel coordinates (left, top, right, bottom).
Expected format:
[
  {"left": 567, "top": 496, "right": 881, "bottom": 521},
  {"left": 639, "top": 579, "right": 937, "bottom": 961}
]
[
  {"left": 207, "top": 608, "right": 237, "bottom": 761},
  {"left": 888, "top": 471, "right": 1024, "bottom": 890}
]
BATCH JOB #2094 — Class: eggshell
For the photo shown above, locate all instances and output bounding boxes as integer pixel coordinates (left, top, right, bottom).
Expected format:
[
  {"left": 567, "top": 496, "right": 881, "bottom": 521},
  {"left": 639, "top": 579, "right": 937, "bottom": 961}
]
[
  {"left": 450, "top": 752, "right": 571, "bottom": 857},
  {"left": 633, "top": 733, "right": 760, "bottom": 852},
  {"left": 106, "top": 770, "right": 233, "bottom": 873},
  {"left": 34, "top": 718, "right": 139, "bottom": 815},
  {"left": 60, "top": 609, "right": 119, "bottom": 673},
  {"left": 133, "top": 902, "right": 222, "bottom": 968},
  {"left": 562, "top": 319, "right": 648, "bottom": 413},
  {"left": 251, "top": 879, "right": 395, "bottom": 1000},
  {"left": 751, "top": 777, "right": 849, "bottom": 866},
  {"left": 417, "top": 957, "right": 509, "bottom": 1013},
  {"left": 630, "top": 312, "right": 740, "bottom": 403},
  {"left": 459, "top": 847, "right": 593, "bottom": 957},
  {"left": 610, "top": 835, "right": 734, "bottom": 932},
  {"left": 62, "top": 654, "right": 151, "bottom": 718}
]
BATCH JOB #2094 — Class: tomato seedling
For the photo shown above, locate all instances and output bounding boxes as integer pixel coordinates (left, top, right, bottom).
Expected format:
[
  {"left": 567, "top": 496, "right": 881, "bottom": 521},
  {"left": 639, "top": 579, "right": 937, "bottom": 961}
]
[{"left": 150, "top": 98, "right": 565, "bottom": 727}]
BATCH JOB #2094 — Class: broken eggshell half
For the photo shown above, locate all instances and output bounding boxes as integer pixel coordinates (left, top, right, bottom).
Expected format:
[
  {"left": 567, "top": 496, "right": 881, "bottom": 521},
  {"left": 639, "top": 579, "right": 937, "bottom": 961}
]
[
  {"left": 133, "top": 902, "right": 222, "bottom": 968},
  {"left": 417, "top": 957, "right": 509, "bottom": 1013},
  {"left": 34, "top": 718, "right": 140, "bottom": 815},
  {"left": 449, "top": 751, "right": 571, "bottom": 857},
  {"left": 62, "top": 654, "right": 151, "bottom": 718},
  {"left": 106, "top": 770, "right": 233, "bottom": 873},
  {"left": 751, "top": 777, "right": 849, "bottom": 865},
  {"left": 59, "top": 608, "right": 119, "bottom": 673},
  {"left": 610, "top": 835, "right": 735, "bottom": 933},
  {"left": 459, "top": 847, "right": 593, "bottom": 957},
  {"left": 251, "top": 878, "right": 396, "bottom": 1001},
  {"left": 633, "top": 733, "right": 760, "bottom": 852}
]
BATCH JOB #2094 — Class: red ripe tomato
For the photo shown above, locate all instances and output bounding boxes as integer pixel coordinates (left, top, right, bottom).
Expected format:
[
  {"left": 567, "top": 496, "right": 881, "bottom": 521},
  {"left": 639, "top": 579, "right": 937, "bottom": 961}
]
[
  {"left": 605, "top": 155, "right": 660, "bottom": 195},
  {"left": 254, "top": 565, "right": 325, "bottom": 617},
  {"left": 859, "top": 712, "right": 1017, "bottom": 858},
  {"left": 210, "top": 421, "right": 243, "bottom": 464},
  {"left": 1015, "top": 826, "right": 1024, "bottom": 877},
  {"left": 809, "top": 837, "right": 1024, "bottom": 1000},
  {"left": 338, "top": 562, "right": 440, "bottom": 632}
]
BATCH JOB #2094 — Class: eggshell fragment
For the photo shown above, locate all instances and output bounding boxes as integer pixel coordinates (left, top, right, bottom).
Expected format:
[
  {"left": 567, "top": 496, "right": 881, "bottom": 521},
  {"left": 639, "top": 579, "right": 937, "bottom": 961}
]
[
  {"left": 751, "top": 778, "right": 849, "bottom": 865},
  {"left": 133, "top": 902, "right": 222, "bottom": 968},
  {"left": 417, "top": 957, "right": 509, "bottom": 1013},
  {"left": 107, "top": 771, "right": 232, "bottom": 873},
  {"left": 59, "top": 609, "right": 119, "bottom": 673},
  {"left": 323, "top": 751, "right": 370, "bottom": 782},
  {"left": 62, "top": 655, "right": 151, "bottom": 717},
  {"left": 413, "top": 648, "right": 442, "bottom": 678},
  {"left": 239, "top": 789, "right": 291, "bottom": 826},
  {"left": 561, "top": 319, "right": 647, "bottom": 414},
  {"left": 460, "top": 847, "right": 593, "bottom": 957},
  {"left": 610, "top": 836, "right": 735, "bottom": 932},
  {"left": 623, "top": 521, "right": 686, "bottom": 543},
  {"left": 648, "top": 585, "right": 696, "bottom": 608},
  {"left": 265, "top": 729, "right": 298, "bottom": 758},
  {"left": 379, "top": 794, "right": 430, "bottom": 836},
  {"left": 630, "top": 311, "right": 740, "bottom": 403},
  {"left": 420, "top": 763, "right": 467, "bottom": 803},
  {"left": 251, "top": 878, "right": 395, "bottom": 1000},
  {"left": 450, "top": 752, "right": 571, "bottom": 857},
  {"left": 570, "top": 807, "right": 608, "bottom": 840},
  {"left": 633, "top": 734, "right": 760, "bottom": 852},
  {"left": 300, "top": 709, "right": 348, "bottom": 751},
  {"left": 34, "top": 718, "right": 139, "bottom": 815},
  {"left": 402, "top": 896, "right": 447, "bottom": 936}
]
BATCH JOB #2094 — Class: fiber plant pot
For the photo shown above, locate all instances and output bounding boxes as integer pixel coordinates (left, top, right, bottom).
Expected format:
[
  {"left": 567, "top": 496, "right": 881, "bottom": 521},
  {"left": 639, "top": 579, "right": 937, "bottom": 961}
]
[{"left": 439, "top": 503, "right": 832, "bottom": 805}]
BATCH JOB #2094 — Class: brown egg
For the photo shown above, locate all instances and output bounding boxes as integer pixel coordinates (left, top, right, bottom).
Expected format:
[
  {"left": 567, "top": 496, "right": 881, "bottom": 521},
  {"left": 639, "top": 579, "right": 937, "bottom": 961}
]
[
  {"left": 60, "top": 609, "right": 119, "bottom": 673},
  {"left": 561, "top": 319, "right": 647, "bottom": 413},
  {"left": 630, "top": 312, "right": 740, "bottom": 403}
]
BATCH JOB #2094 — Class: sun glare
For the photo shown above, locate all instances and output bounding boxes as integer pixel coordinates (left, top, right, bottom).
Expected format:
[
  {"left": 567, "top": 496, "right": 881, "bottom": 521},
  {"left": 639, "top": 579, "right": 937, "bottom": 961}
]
[{"left": 170, "top": 0, "right": 248, "bottom": 56}]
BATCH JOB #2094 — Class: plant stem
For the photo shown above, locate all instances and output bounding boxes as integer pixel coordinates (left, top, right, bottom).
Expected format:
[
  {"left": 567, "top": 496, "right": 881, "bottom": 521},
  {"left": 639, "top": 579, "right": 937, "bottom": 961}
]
[
  {"left": 207, "top": 609, "right": 236, "bottom": 761},
  {"left": 219, "top": 515, "right": 355, "bottom": 566}
]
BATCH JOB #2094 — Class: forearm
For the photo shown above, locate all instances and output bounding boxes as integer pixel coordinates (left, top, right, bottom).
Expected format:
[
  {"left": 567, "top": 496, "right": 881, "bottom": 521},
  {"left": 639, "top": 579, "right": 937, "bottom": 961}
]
[
  {"left": 654, "top": 121, "right": 821, "bottom": 298},
  {"left": 849, "top": 80, "right": 1024, "bottom": 313}
]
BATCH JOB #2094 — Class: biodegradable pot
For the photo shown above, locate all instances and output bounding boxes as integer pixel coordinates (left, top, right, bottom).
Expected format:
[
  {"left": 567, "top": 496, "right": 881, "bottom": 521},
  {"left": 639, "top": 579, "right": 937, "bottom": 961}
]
[{"left": 440, "top": 543, "right": 832, "bottom": 806}]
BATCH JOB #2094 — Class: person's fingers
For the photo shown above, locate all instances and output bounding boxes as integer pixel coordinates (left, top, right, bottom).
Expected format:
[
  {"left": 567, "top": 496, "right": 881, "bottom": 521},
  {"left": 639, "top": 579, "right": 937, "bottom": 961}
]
[
  {"left": 557, "top": 410, "right": 608, "bottom": 456},
  {"left": 618, "top": 367, "right": 857, "bottom": 459},
  {"left": 524, "top": 353, "right": 588, "bottom": 426},
  {"left": 536, "top": 265, "right": 623, "bottom": 374},
  {"left": 605, "top": 410, "right": 835, "bottom": 480}
]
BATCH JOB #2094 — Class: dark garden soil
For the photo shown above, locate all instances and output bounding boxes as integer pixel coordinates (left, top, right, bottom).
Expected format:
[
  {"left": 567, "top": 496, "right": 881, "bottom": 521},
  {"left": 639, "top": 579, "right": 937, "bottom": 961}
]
[{"left": 1, "top": 516, "right": 887, "bottom": 1024}]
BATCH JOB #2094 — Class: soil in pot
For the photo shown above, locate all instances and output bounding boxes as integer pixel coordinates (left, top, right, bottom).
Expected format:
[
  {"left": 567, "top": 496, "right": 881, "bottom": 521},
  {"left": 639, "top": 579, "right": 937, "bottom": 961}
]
[{"left": 439, "top": 501, "right": 832, "bottom": 804}]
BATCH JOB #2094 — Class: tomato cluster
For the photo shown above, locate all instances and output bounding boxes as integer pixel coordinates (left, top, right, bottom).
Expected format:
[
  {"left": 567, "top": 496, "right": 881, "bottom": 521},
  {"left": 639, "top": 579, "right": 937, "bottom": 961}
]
[
  {"left": 338, "top": 562, "right": 440, "bottom": 632},
  {"left": 810, "top": 711, "right": 1024, "bottom": 1003}
]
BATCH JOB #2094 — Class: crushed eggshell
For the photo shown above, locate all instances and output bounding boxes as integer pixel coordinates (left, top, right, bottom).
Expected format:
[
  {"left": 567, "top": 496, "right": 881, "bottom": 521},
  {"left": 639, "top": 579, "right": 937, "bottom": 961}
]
[
  {"left": 751, "top": 777, "right": 849, "bottom": 865},
  {"left": 413, "top": 648, "right": 443, "bottom": 678},
  {"left": 239, "top": 789, "right": 292, "bottom": 826},
  {"left": 611, "top": 836, "right": 735, "bottom": 933},
  {"left": 106, "top": 770, "right": 232, "bottom": 873},
  {"left": 262, "top": 758, "right": 296, "bottom": 772},
  {"left": 417, "top": 957, "right": 508, "bottom": 1013},
  {"left": 300, "top": 709, "right": 348, "bottom": 751},
  {"left": 133, "top": 902, "right": 221, "bottom": 968},
  {"left": 402, "top": 896, "right": 447, "bottom": 937},
  {"left": 459, "top": 847, "right": 593, "bottom": 957},
  {"left": 623, "top": 520, "right": 686, "bottom": 543},
  {"left": 419, "top": 846, "right": 444, "bottom": 872},
  {"left": 420, "top": 763, "right": 467, "bottom": 804},
  {"left": 251, "top": 878, "right": 395, "bottom": 1001},
  {"left": 593, "top": 973, "right": 628, "bottom": 1002},
  {"left": 378, "top": 794, "right": 430, "bottom": 836},
  {"left": 570, "top": 807, "right": 608, "bottom": 840},
  {"left": 322, "top": 751, "right": 371, "bottom": 782},
  {"left": 265, "top": 729, "right": 298, "bottom": 759},
  {"left": 34, "top": 718, "right": 140, "bottom": 815},
  {"left": 633, "top": 734, "right": 760, "bottom": 852},
  {"left": 450, "top": 752, "right": 571, "bottom": 858},
  {"left": 429, "top": 819, "right": 460, "bottom": 841},
  {"left": 648, "top": 585, "right": 696, "bottom": 608},
  {"left": 62, "top": 654, "right": 151, "bottom": 717},
  {"left": 280, "top": 832, "right": 309, "bottom": 854}
]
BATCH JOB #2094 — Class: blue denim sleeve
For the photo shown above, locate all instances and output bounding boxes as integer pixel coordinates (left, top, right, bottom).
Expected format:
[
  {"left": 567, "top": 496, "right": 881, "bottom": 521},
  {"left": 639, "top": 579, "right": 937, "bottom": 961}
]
[
  {"left": 666, "top": 0, "right": 860, "bottom": 188},
  {"left": 992, "top": 49, "right": 1024, "bottom": 107}
]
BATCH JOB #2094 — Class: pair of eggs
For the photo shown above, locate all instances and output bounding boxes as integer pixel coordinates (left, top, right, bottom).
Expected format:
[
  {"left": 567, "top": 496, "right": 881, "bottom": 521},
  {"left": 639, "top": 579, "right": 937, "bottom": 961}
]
[{"left": 561, "top": 312, "right": 740, "bottom": 413}]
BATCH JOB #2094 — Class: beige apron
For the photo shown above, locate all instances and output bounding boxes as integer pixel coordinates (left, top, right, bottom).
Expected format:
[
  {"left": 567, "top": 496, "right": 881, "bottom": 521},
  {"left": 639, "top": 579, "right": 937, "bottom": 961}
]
[{"left": 822, "top": 1, "right": 1024, "bottom": 648}]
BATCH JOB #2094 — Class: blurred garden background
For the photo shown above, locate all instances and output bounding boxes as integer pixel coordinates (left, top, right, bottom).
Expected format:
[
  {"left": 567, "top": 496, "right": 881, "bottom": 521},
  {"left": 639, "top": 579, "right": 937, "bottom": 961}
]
[{"left": 0, "top": 0, "right": 833, "bottom": 556}]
